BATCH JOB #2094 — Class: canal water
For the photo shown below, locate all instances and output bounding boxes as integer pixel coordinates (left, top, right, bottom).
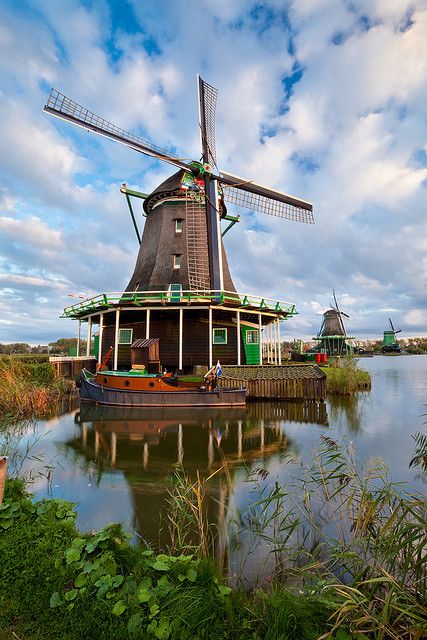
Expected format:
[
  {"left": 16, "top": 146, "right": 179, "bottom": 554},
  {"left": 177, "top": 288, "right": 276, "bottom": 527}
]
[{"left": 4, "top": 355, "right": 427, "bottom": 582}]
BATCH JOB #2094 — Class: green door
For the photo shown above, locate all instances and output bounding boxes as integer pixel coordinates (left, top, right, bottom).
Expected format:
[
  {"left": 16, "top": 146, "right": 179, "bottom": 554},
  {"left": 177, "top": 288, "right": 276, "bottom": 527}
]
[{"left": 241, "top": 325, "right": 260, "bottom": 364}]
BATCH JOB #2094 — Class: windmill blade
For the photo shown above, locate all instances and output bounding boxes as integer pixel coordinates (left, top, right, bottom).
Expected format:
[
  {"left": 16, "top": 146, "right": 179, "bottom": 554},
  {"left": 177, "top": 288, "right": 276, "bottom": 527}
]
[
  {"left": 44, "top": 89, "right": 191, "bottom": 172},
  {"left": 197, "top": 76, "right": 218, "bottom": 168},
  {"left": 333, "top": 290, "right": 340, "bottom": 313},
  {"left": 217, "top": 171, "right": 314, "bottom": 224},
  {"left": 389, "top": 318, "right": 395, "bottom": 332}
]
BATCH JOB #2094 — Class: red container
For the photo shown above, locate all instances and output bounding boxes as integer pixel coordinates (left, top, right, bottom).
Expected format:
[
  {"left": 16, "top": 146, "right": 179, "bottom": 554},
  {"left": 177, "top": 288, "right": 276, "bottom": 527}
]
[
  {"left": 321, "top": 353, "right": 327, "bottom": 363},
  {"left": 314, "top": 353, "right": 322, "bottom": 363}
]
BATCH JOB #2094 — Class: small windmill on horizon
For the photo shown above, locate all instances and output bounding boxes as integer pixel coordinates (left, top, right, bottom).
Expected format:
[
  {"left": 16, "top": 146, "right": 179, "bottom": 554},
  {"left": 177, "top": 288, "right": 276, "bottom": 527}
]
[
  {"left": 43, "top": 76, "right": 314, "bottom": 372},
  {"left": 313, "top": 291, "right": 354, "bottom": 357}
]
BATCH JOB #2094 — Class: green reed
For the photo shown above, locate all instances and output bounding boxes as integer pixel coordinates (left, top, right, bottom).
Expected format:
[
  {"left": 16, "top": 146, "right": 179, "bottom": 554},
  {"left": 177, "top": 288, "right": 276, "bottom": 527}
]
[
  {"left": 323, "top": 356, "right": 371, "bottom": 395},
  {"left": 0, "top": 356, "right": 76, "bottom": 422}
]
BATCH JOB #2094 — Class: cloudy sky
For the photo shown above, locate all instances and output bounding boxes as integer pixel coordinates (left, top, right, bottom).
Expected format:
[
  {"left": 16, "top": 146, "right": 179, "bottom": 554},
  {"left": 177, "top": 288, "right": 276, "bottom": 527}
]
[{"left": 0, "top": 0, "right": 426, "bottom": 344}]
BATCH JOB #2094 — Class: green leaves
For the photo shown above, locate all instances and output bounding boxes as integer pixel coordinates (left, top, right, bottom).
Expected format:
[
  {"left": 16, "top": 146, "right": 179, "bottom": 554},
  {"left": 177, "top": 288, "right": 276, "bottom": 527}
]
[
  {"left": 49, "top": 591, "right": 62, "bottom": 608},
  {"left": 0, "top": 499, "right": 22, "bottom": 529},
  {"left": 112, "top": 600, "right": 127, "bottom": 616}
]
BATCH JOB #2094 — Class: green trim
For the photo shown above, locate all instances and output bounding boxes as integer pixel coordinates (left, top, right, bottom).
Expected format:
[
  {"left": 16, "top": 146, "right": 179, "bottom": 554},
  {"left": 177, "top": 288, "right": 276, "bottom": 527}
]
[{"left": 61, "top": 291, "right": 299, "bottom": 319}]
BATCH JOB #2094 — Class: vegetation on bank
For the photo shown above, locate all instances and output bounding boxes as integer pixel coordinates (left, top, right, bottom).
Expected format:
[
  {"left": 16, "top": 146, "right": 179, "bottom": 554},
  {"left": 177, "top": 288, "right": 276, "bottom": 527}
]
[
  {"left": 0, "top": 479, "right": 334, "bottom": 640},
  {"left": 0, "top": 357, "right": 76, "bottom": 422},
  {"left": 323, "top": 357, "right": 371, "bottom": 394},
  {"left": 1, "top": 436, "right": 426, "bottom": 639}
]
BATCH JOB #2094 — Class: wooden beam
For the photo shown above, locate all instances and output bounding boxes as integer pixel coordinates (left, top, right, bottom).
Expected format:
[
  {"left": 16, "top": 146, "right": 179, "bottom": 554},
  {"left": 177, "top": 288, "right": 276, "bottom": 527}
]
[
  {"left": 209, "top": 307, "right": 213, "bottom": 368},
  {"left": 237, "top": 310, "right": 241, "bottom": 366},
  {"left": 146, "top": 308, "right": 150, "bottom": 339},
  {"left": 258, "top": 313, "right": 262, "bottom": 365},
  {"left": 98, "top": 313, "right": 104, "bottom": 366},
  {"left": 77, "top": 319, "right": 81, "bottom": 357},
  {"left": 86, "top": 317, "right": 92, "bottom": 357},
  {"left": 179, "top": 308, "right": 183, "bottom": 371},
  {"left": 113, "top": 308, "right": 120, "bottom": 370}
]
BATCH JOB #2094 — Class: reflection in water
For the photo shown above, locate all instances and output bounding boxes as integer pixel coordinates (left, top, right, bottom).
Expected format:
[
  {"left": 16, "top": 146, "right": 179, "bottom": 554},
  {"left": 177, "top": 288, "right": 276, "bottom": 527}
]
[
  {"left": 327, "top": 392, "right": 367, "bottom": 433},
  {"left": 9, "top": 356, "right": 427, "bottom": 583},
  {"left": 64, "top": 401, "right": 327, "bottom": 550}
]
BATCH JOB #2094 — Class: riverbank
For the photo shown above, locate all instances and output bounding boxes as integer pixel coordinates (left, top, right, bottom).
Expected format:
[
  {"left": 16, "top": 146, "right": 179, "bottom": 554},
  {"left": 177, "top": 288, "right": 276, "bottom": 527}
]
[
  {"left": 1, "top": 433, "right": 425, "bottom": 640},
  {"left": 0, "top": 479, "right": 334, "bottom": 640},
  {"left": 0, "top": 356, "right": 77, "bottom": 423}
]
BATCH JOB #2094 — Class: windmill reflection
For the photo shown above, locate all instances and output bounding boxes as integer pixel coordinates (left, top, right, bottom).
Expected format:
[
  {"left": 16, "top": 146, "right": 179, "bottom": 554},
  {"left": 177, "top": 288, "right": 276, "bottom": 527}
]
[{"left": 68, "top": 401, "right": 328, "bottom": 551}]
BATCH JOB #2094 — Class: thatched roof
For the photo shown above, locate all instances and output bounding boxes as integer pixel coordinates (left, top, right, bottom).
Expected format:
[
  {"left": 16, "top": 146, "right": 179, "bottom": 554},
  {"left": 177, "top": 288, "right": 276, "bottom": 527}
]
[{"left": 221, "top": 364, "right": 326, "bottom": 380}]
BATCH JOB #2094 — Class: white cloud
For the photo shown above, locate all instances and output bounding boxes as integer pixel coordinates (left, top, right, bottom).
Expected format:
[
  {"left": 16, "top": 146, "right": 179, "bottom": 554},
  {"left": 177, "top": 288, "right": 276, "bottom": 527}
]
[{"left": 0, "top": 0, "right": 426, "bottom": 342}]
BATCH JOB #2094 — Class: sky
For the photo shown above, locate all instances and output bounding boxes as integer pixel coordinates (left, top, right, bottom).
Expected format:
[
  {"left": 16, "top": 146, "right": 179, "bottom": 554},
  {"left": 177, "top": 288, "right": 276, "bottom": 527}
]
[{"left": 0, "top": 0, "right": 426, "bottom": 344}]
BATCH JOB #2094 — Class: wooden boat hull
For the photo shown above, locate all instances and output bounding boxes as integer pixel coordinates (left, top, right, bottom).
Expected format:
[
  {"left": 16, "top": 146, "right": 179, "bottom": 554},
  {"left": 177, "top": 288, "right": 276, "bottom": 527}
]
[{"left": 80, "top": 376, "right": 247, "bottom": 407}]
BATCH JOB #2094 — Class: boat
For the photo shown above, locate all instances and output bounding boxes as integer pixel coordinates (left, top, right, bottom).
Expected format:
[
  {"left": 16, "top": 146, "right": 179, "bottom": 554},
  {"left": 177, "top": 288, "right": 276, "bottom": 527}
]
[{"left": 78, "top": 369, "right": 247, "bottom": 408}]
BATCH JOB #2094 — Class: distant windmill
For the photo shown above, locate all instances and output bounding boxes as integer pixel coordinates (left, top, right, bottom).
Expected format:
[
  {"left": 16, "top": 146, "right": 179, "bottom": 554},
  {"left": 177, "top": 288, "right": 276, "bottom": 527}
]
[
  {"left": 382, "top": 318, "right": 401, "bottom": 353},
  {"left": 313, "top": 291, "right": 354, "bottom": 356}
]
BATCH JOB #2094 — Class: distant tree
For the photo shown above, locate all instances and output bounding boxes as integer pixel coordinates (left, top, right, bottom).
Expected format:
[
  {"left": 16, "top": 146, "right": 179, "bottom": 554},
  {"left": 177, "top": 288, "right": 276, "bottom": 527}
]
[
  {"left": 48, "top": 337, "right": 88, "bottom": 354},
  {"left": 30, "top": 345, "right": 49, "bottom": 354},
  {"left": 0, "top": 342, "right": 31, "bottom": 354}
]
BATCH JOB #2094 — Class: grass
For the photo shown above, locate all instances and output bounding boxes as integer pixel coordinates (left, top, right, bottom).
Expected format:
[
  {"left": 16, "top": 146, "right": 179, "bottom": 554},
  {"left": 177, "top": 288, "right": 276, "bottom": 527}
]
[
  {"left": 323, "top": 356, "right": 371, "bottom": 395},
  {"left": 230, "top": 436, "right": 427, "bottom": 639},
  {"left": 0, "top": 479, "right": 334, "bottom": 640},
  {"left": 0, "top": 356, "right": 77, "bottom": 423}
]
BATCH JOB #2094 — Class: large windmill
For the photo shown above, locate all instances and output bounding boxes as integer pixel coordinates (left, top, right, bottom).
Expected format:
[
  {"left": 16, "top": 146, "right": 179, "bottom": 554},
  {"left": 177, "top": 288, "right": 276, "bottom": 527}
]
[
  {"left": 313, "top": 291, "right": 354, "bottom": 356},
  {"left": 44, "top": 76, "right": 314, "bottom": 372}
]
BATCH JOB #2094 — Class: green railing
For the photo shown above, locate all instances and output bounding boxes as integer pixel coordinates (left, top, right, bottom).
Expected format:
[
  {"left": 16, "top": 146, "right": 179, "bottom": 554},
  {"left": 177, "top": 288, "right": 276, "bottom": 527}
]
[{"left": 61, "top": 290, "right": 298, "bottom": 319}]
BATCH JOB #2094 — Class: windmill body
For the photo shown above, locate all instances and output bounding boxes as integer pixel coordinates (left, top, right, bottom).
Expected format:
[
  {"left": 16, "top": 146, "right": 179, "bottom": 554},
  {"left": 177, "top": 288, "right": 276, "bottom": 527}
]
[
  {"left": 382, "top": 318, "right": 401, "bottom": 353},
  {"left": 44, "top": 77, "right": 314, "bottom": 372},
  {"left": 313, "top": 293, "right": 354, "bottom": 356}
]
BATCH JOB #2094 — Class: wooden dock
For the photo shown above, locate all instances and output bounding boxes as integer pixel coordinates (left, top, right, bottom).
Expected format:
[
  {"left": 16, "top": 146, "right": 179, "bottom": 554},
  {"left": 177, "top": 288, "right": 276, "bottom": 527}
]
[
  {"left": 49, "top": 356, "right": 97, "bottom": 378},
  {"left": 220, "top": 364, "right": 326, "bottom": 400}
]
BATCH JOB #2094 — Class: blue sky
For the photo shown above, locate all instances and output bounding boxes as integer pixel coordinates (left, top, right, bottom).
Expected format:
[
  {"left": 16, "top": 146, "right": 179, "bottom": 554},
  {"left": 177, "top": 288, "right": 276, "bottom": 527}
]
[{"left": 0, "top": 0, "right": 426, "bottom": 344}]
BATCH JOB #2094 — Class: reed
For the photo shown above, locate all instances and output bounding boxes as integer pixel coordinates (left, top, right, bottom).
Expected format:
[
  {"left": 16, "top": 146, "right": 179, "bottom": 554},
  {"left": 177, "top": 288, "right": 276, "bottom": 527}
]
[
  {"left": 166, "top": 467, "right": 221, "bottom": 558},
  {"left": 323, "top": 356, "right": 371, "bottom": 394},
  {"left": 232, "top": 436, "right": 427, "bottom": 639},
  {"left": 0, "top": 356, "right": 77, "bottom": 422}
]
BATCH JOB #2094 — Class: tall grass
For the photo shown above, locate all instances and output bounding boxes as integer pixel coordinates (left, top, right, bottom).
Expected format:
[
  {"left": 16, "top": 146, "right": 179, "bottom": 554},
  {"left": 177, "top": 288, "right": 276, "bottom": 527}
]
[
  {"left": 0, "top": 356, "right": 77, "bottom": 422},
  {"left": 166, "top": 435, "right": 426, "bottom": 638},
  {"left": 231, "top": 436, "right": 427, "bottom": 639},
  {"left": 323, "top": 356, "right": 371, "bottom": 394}
]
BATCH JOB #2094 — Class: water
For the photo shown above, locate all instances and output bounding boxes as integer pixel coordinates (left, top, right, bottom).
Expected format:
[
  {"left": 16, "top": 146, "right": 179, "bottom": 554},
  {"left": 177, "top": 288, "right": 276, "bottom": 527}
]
[{"left": 4, "top": 355, "right": 427, "bottom": 580}]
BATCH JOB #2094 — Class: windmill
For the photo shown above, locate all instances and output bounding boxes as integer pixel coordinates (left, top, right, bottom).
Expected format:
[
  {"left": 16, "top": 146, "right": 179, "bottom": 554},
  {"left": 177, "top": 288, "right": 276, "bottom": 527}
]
[
  {"left": 44, "top": 76, "right": 314, "bottom": 372},
  {"left": 382, "top": 318, "right": 401, "bottom": 353},
  {"left": 313, "top": 291, "right": 354, "bottom": 356}
]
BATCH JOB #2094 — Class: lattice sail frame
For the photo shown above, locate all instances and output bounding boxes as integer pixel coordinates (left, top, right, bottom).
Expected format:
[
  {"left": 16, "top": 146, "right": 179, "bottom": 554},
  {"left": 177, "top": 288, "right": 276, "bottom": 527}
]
[
  {"left": 221, "top": 184, "right": 314, "bottom": 224},
  {"left": 198, "top": 78, "right": 218, "bottom": 168},
  {"left": 45, "top": 89, "right": 183, "bottom": 164}
]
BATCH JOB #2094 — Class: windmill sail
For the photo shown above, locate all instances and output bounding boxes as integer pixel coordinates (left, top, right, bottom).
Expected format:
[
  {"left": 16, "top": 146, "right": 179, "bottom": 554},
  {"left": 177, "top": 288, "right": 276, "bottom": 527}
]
[
  {"left": 218, "top": 171, "right": 314, "bottom": 223},
  {"left": 197, "top": 76, "right": 218, "bottom": 167},
  {"left": 44, "top": 89, "right": 190, "bottom": 171}
]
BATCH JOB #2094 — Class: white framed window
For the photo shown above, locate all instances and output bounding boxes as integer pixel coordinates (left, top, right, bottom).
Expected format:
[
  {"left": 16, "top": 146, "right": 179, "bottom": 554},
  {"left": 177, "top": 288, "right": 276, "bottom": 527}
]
[
  {"left": 175, "top": 219, "right": 183, "bottom": 233},
  {"left": 173, "top": 254, "right": 181, "bottom": 269},
  {"left": 118, "top": 328, "right": 133, "bottom": 344},
  {"left": 246, "top": 330, "right": 259, "bottom": 344},
  {"left": 168, "top": 283, "right": 182, "bottom": 301},
  {"left": 213, "top": 328, "right": 227, "bottom": 344}
]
